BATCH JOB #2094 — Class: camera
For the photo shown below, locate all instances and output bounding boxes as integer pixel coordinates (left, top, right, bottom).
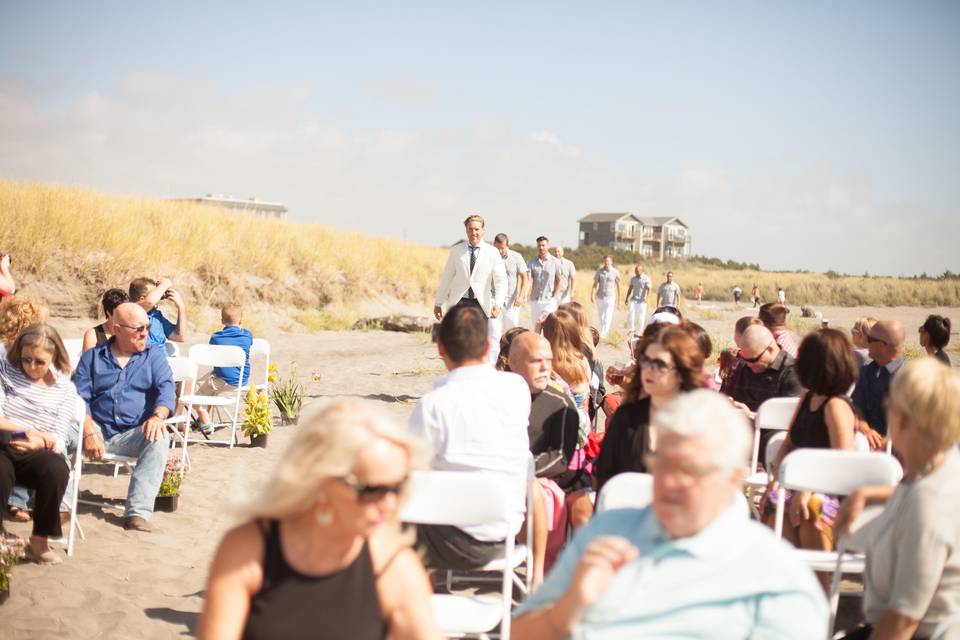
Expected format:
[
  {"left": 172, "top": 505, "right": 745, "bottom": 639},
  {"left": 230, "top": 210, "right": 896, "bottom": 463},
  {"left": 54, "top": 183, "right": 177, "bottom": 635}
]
[{"left": 161, "top": 289, "right": 173, "bottom": 300}]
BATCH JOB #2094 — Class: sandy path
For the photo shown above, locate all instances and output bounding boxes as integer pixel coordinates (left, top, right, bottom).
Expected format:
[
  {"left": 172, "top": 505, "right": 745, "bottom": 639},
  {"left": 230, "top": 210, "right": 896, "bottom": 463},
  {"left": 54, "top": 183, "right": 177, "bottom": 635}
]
[{"left": 3, "top": 302, "right": 955, "bottom": 637}]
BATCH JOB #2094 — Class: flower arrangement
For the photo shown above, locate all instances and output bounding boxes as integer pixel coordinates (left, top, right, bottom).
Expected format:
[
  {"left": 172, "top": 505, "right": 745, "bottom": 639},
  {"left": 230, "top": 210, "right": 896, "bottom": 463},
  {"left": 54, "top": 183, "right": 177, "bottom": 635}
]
[
  {"left": 270, "top": 362, "right": 304, "bottom": 425},
  {"left": 157, "top": 454, "right": 183, "bottom": 498},
  {"left": 1, "top": 535, "right": 26, "bottom": 599},
  {"left": 242, "top": 386, "right": 273, "bottom": 438}
]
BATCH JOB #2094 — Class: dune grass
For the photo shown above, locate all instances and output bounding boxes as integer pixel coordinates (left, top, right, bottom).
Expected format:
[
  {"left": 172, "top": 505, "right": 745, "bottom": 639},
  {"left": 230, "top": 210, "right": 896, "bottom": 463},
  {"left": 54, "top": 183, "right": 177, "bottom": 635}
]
[{"left": 0, "top": 181, "right": 445, "bottom": 320}]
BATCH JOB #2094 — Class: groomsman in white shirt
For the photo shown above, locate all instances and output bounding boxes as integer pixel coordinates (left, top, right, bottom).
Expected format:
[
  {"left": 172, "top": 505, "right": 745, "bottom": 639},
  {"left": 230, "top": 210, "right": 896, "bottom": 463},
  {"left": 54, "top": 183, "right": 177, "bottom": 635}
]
[
  {"left": 493, "top": 233, "right": 529, "bottom": 332},
  {"left": 527, "top": 236, "right": 562, "bottom": 330},
  {"left": 554, "top": 246, "right": 577, "bottom": 304}
]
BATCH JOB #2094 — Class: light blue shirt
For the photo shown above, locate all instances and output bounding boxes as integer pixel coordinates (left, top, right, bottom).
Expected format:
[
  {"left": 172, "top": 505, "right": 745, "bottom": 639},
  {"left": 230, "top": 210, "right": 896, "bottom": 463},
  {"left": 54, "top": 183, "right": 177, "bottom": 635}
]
[{"left": 514, "top": 502, "right": 828, "bottom": 639}]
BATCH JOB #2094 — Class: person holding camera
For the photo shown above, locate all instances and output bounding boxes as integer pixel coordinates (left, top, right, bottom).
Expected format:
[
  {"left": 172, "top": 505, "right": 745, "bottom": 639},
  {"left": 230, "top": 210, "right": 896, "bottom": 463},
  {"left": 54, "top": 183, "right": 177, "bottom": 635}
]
[
  {"left": 128, "top": 277, "right": 187, "bottom": 349},
  {"left": 0, "top": 253, "right": 15, "bottom": 301}
]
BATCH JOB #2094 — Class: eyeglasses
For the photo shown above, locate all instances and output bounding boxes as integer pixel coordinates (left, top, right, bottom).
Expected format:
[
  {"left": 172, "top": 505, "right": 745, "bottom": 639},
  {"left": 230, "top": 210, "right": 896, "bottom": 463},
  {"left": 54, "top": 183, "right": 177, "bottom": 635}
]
[
  {"left": 867, "top": 335, "right": 888, "bottom": 346},
  {"left": 740, "top": 341, "right": 773, "bottom": 364},
  {"left": 20, "top": 356, "right": 50, "bottom": 367},
  {"left": 643, "top": 452, "right": 720, "bottom": 488},
  {"left": 638, "top": 356, "right": 675, "bottom": 373},
  {"left": 116, "top": 323, "right": 149, "bottom": 334},
  {"left": 341, "top": 474, "right": 408, "bottom": 504}
]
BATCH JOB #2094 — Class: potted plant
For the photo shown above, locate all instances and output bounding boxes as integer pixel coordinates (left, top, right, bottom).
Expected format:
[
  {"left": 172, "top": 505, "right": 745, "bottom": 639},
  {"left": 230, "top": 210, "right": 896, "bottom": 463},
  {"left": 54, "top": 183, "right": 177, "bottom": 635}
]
[
  {"left": 243, "top": 386, "right": 273, "bottom": 447},
  {"left": 270, "top": 363, "right": 303, "bottom": 425},
  {"left": 1, "top": 534, "right": 25, "bottom": 604},
  {"left": 154, "top": 454, "right": 183, "bottom": 512}
]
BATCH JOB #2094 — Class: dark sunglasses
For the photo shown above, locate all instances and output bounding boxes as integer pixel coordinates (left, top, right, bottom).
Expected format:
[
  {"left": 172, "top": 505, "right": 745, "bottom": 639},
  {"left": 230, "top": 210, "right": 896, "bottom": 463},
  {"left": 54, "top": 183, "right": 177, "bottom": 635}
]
[
  {"left": 638, "top": 356, "right": 674, "bottom": 373},
  {"left": 741, "top": 340, "right": 774, "bottom": 364},
  {"left": 341, "top": 474, "right": 407, "bottom": 504},
  {"left": 116, "top": 323, "right": 149, "bottom": 334}
]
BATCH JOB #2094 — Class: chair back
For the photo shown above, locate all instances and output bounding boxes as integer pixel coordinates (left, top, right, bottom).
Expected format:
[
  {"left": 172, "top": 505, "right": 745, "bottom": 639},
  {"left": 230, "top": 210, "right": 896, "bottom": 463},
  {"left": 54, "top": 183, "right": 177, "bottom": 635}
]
[
  {"left": 64, "top": 338, "right": 83, "bottom": 369},
  {"left": 756, "top": 396, "right": 800, "bottom": 430},
  {"left": 595, "top": 473, "right": 653, "bottom": 513},
  {"left": 167, "top": 356, "right": 198, "bottom": 383},
  {"left": 400, "top": 470, "right": 514, "bottom": 528},
  {"left": 164, "top": 341, "right": 181, "bottom": 357},
  {"left": 250, "top": 338, "right": 270, "bottom": 358},
  {"left": 188, "top": 344, "right": 246, "bottom": 368},
  {"left": 765, "top": 431, "right": 788, "bottom": 468},
  {"left": 779, "top": 449, "right": 903, "bottom": 495}
]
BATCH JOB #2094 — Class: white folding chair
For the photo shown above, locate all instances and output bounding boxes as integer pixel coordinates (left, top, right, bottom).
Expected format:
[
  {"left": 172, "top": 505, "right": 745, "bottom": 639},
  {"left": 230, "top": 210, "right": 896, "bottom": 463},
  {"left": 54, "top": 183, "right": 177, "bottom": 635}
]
[
  {"left": 400, "top": 469, "right": 527, "bottom": 640},
  {"left": 240, "top": 338, "right": 271, "bottom": 396},
  {"left": 773, "top": 449, "right": 903, "bottom": 637},
  {"left": 165, "top": 356, "right": 198, "bottom": 477},
  {"left": 744, "top": 397, "right": 800, "bottom": 487},
  {"left": 164, "top": 341, "right": 181, "bottom": 357},
  {"left": 595, "top": 472, "right": 653, "bottom": 513},
  {"left": 180, "top": 344, "right": 246, "bottom": 448},
  {"left": 64, "top": 338, "right": 84, "bottom": 370},
  {"left": 43, "top": 397, "right": 87, "bottom": 557}
]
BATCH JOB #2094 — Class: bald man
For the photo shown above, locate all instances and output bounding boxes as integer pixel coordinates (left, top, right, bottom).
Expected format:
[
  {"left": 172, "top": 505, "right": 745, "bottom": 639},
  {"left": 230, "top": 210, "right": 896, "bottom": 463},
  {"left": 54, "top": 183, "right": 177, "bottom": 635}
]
[
  {"left": 851, "top": 319, "right": 905, "bottom": 447},
  {"left": 72, "top": 302, "right": 175, "bottom": 532},
  {"left": 509, "top": 333, "right": 582, "bottom": 490},
  {"left": 728, "top": 324, "right": 802, "bottom": 419}
]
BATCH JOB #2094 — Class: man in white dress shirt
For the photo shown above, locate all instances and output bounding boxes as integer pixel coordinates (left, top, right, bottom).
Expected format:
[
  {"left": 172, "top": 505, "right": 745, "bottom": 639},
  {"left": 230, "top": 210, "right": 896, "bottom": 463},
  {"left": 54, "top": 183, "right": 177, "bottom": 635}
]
[
  {"left": 554, "top": 246, "right": 577, "bottom": 304},
  {"left": 410, "top": 304, "right": 531, "bottom": 568},
  {"left": 591, "top": 255, "right": 621, "bottom": 338},
  {"left": 434, "top": 214, "right": 508, "bottom": 364}
]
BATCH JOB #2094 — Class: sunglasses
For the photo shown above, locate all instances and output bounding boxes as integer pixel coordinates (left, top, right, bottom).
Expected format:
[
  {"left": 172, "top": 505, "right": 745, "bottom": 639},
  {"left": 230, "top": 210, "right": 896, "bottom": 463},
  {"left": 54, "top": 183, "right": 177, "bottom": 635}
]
[
  {"left": 341, "top": 474, "right": 407, "bottom": 504},
  {"left": 116, "top": 323, "right": 149, "bottom": 334},
  {"left": 740, "top": 340, "right": 774, "bottom": 364},
  {"left": 638, "top": 356, "right": 674, "bottom": 373},
  {"left": 20, "top": 356, "right": 51, "bottom": 367}
]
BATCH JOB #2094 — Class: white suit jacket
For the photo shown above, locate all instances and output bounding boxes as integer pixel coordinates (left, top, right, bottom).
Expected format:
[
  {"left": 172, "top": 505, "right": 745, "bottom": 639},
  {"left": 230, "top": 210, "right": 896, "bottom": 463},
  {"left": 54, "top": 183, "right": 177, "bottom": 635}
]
[{"left": 434, "top": 241, "right": 507, "bottom": 317}]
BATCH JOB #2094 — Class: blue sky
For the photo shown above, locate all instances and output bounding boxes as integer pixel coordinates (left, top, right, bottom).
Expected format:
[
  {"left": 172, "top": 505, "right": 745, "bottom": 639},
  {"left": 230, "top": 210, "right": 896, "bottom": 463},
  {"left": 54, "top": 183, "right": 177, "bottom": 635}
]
[{"left": 1, "top": 1, "right": 958, "bottom": 275}]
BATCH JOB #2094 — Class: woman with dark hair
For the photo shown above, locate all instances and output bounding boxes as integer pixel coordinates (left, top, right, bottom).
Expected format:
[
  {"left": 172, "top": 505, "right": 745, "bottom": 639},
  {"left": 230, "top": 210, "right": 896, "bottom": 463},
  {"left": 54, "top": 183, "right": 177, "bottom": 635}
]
[
  {"left": 763, "top": 328, "right": 857, "bottom": 567},
  {"left": 496, "top": 326, "right": 529, "bottom": 371},
  {"left": 918, "top": 314, "right": 952, "bottom": 366},
  {"left": 593, "top": 326, "right": 706, "bottom": 493},
  {"left": 81, "top": 288, "right": 129, "bottom": 352}
]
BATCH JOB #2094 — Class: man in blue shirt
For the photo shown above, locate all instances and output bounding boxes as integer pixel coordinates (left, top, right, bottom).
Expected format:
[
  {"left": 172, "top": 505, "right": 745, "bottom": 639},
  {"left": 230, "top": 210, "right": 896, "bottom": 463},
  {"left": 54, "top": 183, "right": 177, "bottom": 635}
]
[
  {"left": 851, "top": 319, "right": 905, "bottom": 449},
  {"left": 129, "top": 276, "right": 187, "bottom": 349},
  {"left": 194, "top": 305, "right": 254, "bottom": 431},
  {"left": 513, "top": 390, "right": 827, "bottom": 639},
  {"left": 73, "top": 303, "right": 175, "bottom": 532}
]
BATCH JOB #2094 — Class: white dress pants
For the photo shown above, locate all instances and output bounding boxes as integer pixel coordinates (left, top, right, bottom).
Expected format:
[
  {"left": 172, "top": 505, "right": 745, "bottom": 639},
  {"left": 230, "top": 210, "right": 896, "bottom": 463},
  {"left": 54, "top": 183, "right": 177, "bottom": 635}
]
[
  {"left": 597, "top": 296, "right": 616, "bottom": 337},
  {"left": 627, "top": 299, "right": 648, "bottom": 333},
  {"left": 530, "top": 299, "right": 559, "bottom": 330},
  {"left": 487, "top": 315, "right": 503, "bottom": 366},
  {"left": 501, "top": 304, "right": 522, "bottom": 331}
]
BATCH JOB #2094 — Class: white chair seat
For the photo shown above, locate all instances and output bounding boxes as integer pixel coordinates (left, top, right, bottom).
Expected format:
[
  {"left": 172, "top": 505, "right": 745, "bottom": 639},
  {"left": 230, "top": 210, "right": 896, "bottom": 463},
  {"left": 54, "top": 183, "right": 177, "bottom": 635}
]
[
  {"left": 179, "top": 394, "right": 238, "bottom": 407},
  {"left": 796, "top": 549, "right": 865, "bottom": 573},
  {"left": 744, "top": 471, "right": 769, "bottom": 488},
  {"left": 477, "top": 544, "right": 527, "bottom": 572},
  {"left": 431, "top": 594, "right": 503, "bottom": 635},
  {"left": 103, "top": 453, "right": 137, "bottom": 465}
]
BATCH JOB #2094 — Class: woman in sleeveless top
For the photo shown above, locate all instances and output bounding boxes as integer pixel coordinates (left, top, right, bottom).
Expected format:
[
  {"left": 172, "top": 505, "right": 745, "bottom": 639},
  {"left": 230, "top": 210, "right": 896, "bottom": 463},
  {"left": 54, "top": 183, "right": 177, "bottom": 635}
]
[
  {"left": 762, "top": 329, "right": 857, "bottom": 575},
  {"left": 81, "top": 288, "right": 127, "bottom": 352},
  {"left": 198, "top": 400, "right": 439, "bottom": 640}
]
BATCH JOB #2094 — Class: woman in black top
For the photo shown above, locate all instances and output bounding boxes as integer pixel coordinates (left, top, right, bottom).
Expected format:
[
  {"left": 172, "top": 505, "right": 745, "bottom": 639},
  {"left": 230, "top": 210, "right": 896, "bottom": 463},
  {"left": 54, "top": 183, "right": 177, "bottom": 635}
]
[
  {"left": 594, "top": 325, "right": 706, "bottom": 494},
  {"left": 198, "top": 400, "right": 438, "bottom": 640},
  {"left": 919, "top": 314, "right": 952, "bottom": 367},
  {"left": 80, "top": 288, "right": 127, "bottom": 352},
  {"left": 763, "top": 329, "right": 857, "bottom": 565}
]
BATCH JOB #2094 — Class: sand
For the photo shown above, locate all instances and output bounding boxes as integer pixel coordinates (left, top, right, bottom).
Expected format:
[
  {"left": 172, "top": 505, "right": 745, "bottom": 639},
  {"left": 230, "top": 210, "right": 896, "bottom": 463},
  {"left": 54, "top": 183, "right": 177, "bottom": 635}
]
[{"left": 2, "top": 301, "right": 957, "bottom": 638}]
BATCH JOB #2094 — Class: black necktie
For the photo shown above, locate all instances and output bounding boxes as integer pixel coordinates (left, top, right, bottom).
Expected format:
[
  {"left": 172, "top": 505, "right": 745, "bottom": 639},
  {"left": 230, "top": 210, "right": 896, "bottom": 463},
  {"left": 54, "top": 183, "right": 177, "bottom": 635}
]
[{"left": 469, "top": 246, "right": 477, "bottom": 274}]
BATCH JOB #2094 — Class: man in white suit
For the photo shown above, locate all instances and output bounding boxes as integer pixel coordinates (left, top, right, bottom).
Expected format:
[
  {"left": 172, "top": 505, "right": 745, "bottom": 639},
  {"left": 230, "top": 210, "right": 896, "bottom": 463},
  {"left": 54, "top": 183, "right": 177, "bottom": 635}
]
[{"left": 434, "top": 215, "right": 507, "bottom": 364}]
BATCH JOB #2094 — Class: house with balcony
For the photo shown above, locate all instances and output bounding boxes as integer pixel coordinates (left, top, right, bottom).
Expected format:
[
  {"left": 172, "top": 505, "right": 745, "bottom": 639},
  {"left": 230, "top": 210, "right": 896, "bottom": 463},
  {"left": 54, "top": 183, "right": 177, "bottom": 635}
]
[{"left": 578, "top": 213, "right": 691, "bottom": 261}]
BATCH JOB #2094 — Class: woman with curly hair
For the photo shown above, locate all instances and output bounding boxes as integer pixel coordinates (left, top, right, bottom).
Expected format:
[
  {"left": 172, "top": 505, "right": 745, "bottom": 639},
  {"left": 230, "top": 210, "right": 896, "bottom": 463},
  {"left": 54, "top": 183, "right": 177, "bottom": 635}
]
[
  {"left": 593, "top": 325, "right": 706, "bottom": 493},
  {"left": 0, "top": 297, "right": 49, "bottom": 354}
]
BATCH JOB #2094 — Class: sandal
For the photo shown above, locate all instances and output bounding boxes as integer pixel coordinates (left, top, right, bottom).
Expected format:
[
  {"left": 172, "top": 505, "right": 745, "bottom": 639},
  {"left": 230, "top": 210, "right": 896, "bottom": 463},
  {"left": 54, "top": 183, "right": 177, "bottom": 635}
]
[
  {"left": 26, "top": 545, "right": 63, "bottom": 565},
  {"left": 7, "top": 506, "right": 31, "bottom": 522}
]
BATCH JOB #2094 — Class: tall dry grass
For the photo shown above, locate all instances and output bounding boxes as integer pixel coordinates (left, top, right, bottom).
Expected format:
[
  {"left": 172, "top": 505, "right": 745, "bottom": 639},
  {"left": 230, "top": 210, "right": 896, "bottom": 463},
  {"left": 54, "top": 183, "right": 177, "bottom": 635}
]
[{"left": 0, "top": 181, "right": 445, "bottom": 316}]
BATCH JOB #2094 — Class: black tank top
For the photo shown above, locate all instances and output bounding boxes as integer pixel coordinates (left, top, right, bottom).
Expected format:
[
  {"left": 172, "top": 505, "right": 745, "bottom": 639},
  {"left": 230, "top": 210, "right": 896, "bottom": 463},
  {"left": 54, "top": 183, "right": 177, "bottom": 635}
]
[
  {"left": 94, "top": 323, "right": 109, "bottom": 346},
  {"left": 789, "top": 393, "right": 848, "bottom": 449},
  {"left": 242, "top": 520, "right": 388, "bottom": 640}
]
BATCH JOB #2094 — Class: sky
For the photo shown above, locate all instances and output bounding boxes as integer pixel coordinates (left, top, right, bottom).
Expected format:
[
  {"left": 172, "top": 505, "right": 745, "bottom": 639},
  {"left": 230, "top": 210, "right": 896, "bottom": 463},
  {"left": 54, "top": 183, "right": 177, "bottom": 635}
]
[{"left": 1, "top": 1, "right": 958, "bottom": 276}]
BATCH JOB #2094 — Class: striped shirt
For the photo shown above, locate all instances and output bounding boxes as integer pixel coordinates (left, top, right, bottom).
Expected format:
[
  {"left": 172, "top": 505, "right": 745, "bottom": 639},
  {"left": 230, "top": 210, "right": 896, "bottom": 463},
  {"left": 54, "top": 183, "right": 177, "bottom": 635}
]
[{"left": 0, "top": 354, "right": 79, "bottom": 452}]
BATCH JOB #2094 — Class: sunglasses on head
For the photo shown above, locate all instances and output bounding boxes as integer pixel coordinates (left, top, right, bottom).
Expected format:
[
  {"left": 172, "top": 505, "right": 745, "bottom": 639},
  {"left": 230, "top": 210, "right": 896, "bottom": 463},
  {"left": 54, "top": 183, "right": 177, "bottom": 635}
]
[{"left": 341, "top": 474, "right": 407, "bottom": 503}]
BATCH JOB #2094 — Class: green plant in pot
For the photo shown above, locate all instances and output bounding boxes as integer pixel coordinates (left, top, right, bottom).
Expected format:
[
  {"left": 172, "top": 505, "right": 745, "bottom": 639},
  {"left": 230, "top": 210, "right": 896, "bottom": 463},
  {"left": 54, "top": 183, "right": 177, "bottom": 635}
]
[
  {"left": 243, "top": 386, "right": 273, "bottom": 447},
  {"left": 270, "top": 363, "right": 303, "bottom": 425},
  {"left": 155, "top": 454, "right": 183, "bottom": 512}
]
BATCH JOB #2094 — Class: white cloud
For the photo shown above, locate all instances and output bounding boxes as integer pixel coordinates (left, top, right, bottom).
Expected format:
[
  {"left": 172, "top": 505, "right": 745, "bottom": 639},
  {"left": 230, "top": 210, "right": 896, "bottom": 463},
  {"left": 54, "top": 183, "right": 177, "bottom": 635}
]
[{"left": 0, "top": 72, "right": 954, "bottom": 276}]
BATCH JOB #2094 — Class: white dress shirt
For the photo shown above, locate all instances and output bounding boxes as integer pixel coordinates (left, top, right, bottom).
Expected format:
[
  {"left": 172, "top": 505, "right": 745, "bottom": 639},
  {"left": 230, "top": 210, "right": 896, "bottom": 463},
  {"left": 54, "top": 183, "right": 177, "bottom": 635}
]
[{"left": 409, "top": 364, "right": 531, "bottom": 541}]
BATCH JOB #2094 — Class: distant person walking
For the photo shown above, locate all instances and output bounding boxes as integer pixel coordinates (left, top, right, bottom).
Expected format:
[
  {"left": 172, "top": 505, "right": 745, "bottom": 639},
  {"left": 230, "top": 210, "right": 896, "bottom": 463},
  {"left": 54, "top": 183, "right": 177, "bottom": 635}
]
[
  {"left": 694, "top": 282, "right": 704, "bottom": 305},
  {"left": 777, "top": 287, "right": 786, "bottom": 305},
  {"left": 553, "top": 247, "right": 577, "bottom": 304},
  {"left": 656, "top": 271, "right": 682, "bottom": 311},
  {"left": 625, "top": 264, "right": 652, "bottom": 334},
  {"left": 492, "top": 233, "right": 528, "bottom": 331},
  {"left": 732, "top": 285, "right": 743, "bottom": 307},
  {"left": 590, "top": 256, "right": 621, "bottom": 338},
  {"left": 433, "top": 214, "right": 507, "bottom": 365},
  {"left": 751, "top": 284, "right": 761, "bottom": 307},
  {"left": 527, "top": 237, "right": 562, "bottom": 330}
]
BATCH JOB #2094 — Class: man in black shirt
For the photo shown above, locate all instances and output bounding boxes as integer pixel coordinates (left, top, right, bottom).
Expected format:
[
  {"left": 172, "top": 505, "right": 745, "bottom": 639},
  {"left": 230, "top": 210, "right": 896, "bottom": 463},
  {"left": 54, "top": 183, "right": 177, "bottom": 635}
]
[{"left": 729, "top": 324, "right": 802, "bottom": 418}]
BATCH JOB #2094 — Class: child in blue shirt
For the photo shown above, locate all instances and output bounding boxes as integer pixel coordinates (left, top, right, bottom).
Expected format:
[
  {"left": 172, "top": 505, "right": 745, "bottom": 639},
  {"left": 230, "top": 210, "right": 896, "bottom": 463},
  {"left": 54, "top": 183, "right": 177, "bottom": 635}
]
[{"left": 195, "top": 305, "right": 254, "bottom": 433}]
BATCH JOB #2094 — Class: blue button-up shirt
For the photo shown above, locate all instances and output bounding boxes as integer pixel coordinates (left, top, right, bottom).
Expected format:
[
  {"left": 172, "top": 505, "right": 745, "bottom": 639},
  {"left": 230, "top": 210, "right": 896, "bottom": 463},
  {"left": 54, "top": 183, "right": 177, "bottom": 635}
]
[
  {"left": 514, "top": 501, "right": 828, "bottom": 639},
  {"left": 146, "top": 307, "right": 176, "bottom": 348},
  {"left": 72, "top": 340, "right": 175, "bottom": 440}
]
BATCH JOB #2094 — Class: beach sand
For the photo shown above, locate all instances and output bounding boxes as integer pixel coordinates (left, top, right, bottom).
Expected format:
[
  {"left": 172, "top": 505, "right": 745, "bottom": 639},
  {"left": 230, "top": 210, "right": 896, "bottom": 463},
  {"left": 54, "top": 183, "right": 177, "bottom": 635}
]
[{"left": 2, "top": 302, "right": 956, "bottom": 637}]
